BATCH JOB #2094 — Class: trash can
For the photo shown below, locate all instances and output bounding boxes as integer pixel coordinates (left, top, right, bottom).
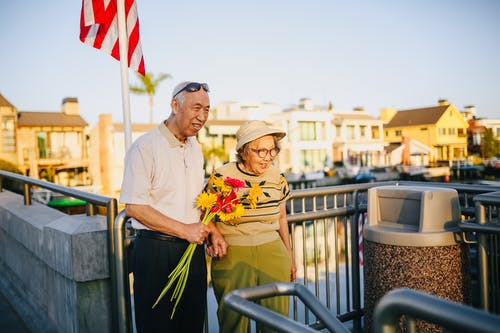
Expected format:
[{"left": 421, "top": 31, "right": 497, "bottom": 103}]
[{"left": 363, "top": 186, "right": 470, "bottom": 333}]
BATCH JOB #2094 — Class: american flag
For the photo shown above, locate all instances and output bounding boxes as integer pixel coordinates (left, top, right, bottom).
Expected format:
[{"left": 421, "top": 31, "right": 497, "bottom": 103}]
[{"left": 80, "top": 0, "right": 145, "bottom": 76}]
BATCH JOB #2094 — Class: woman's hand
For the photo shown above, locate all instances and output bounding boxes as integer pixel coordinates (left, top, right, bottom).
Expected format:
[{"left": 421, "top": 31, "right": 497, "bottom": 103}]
[{"left": 205, "top": 222, "right": 227, "bottom": 258}]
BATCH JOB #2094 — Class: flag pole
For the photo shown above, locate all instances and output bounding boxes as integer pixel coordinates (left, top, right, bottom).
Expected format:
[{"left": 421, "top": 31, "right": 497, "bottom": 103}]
[{"left": 116, "top": 0, "right": 132, "bottom": 151}]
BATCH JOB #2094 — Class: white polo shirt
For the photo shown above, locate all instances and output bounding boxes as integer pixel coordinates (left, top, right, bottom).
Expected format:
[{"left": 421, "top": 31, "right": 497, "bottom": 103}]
[{"left": 119, "top": 123, "right": 205, "bottom": 229}]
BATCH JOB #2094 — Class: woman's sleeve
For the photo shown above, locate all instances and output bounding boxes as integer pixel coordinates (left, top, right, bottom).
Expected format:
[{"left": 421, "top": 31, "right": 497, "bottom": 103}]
[{"left": 279, "top": 173, "right": 290, "bottom": 202}]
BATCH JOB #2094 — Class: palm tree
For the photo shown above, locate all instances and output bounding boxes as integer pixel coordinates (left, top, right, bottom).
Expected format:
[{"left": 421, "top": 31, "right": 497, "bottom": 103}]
[
  {"left": 130, "top": 72, "right": 172, "bottom": 123},
  {"left": 202, "top": 145, "right": 228, "bottom": 174}
]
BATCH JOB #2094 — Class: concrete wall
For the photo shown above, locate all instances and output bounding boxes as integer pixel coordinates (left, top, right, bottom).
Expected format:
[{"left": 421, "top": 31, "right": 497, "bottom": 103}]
[{"left": 0, "top": 190, "right": 112, "bottom": 333}]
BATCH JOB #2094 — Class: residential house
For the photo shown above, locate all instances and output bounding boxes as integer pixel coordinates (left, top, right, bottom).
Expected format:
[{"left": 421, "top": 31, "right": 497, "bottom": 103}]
[
  {"left": 199, "top": 101, "right": 284, "bottom": 172},
  {"left": 382, "top": 100, "right": 469, "bottom": 162},
  {"left": 331, "top": 106, "right": 386, "bottom": 168},
  {"left": 0, "top": 94, "right": 18, "bottom": 166},
  {"left": 272, "top": 98, "right": 332, "bottom": 174},
  {"left": 0, "top": 94, "right": 89, "bottom": 186},
  {"left": 87, "top": 114, "right": 156, "bottom": 196}
]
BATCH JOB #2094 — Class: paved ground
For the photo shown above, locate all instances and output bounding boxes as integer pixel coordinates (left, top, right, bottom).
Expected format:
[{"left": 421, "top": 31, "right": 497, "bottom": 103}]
[{"left": 0, "top": 289, "right": 30, "bottom": 333}]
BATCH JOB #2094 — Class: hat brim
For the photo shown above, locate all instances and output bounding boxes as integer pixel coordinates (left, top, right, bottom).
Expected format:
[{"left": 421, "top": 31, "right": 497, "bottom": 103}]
[{"left": 236, "top": 127, "right": 286, "bottom": 151}]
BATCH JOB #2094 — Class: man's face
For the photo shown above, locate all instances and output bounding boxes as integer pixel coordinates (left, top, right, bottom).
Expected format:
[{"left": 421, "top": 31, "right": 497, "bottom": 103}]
[{"left": 172, "top": 89, "right": 210, "bottom": 137}]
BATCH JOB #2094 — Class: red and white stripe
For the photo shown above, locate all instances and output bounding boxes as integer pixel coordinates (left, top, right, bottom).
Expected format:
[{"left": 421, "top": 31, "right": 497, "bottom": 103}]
[{"left": 80, "top": 0, "right": 145, "bottom": 76}]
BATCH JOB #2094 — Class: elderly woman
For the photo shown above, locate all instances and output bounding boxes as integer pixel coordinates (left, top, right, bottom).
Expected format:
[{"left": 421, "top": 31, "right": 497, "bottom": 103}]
[{"left": 207, "top": 120, "right": 297, "bottom": 333}]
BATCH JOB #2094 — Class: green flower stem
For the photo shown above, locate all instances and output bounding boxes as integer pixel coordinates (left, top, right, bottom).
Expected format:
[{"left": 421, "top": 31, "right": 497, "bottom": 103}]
[{"left": 151, "top": 210, "right": 216, "bottom": 318}]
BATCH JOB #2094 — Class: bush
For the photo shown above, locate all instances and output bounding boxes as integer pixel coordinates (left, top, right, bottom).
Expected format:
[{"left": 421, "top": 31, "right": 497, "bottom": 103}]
[{"left": 0, "top": 159, "right": 24, "bottom": 194}]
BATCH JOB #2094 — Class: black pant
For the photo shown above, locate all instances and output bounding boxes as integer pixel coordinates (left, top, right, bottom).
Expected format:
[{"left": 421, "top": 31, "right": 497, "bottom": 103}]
[{"left": 132, "top": 235, "right": 207, "bottom": 333}]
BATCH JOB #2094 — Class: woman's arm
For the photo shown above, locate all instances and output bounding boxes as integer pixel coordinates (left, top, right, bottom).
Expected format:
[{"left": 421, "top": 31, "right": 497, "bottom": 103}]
[{"left": 277, "top": 202, "right": 297, "bottom": 281}]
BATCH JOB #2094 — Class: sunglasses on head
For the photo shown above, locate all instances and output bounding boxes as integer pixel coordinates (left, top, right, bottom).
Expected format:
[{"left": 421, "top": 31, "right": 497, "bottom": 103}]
[{"left": 173, "top": 82, "right": 210, "bottom": 98}]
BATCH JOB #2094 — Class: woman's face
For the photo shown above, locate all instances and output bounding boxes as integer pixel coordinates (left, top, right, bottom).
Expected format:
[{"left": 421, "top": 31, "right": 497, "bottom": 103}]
[{"left": 242, "top": 135, "right": 278, "bottom": 175}]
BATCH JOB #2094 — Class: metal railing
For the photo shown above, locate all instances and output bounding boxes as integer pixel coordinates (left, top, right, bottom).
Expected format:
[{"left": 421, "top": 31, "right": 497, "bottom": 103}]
[
  {"left": 113, "top": 180, "right": 500, "bottom": 333},
  {"left": 223, "top": 285, "right": 500, "bottom": 333},
  {"left": 2, "top": 168, "right": 500, "bottom": 333},
  {"left": 0, "top": 170, "right": 119, "bottom": 332},
  {"left": 223, "top": 282, "right": 350, "bottom": 333},
  {"left": 373, "top": 288, "right": 500, "bottom": 333}
]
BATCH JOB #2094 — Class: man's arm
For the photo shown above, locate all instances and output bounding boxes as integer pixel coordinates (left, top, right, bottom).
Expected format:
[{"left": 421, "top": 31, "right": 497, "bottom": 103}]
[{"left": 126, "top": 204, "right": 209, "bottom": 244}]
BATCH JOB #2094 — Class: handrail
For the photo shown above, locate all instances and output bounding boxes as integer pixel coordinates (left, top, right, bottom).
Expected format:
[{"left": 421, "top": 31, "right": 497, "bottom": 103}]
[
  {"left": 0, "top": 170, "right": 119, "bottom": 332},
  {"left": 223, "top": 282, "right": 350, "bottom": 333},
  {"left": 114, "top": 210, "right": 133, "bottom": 333},
  {"left": 373, "top": 288, "right": 500, "bottom": 333},
  {"left": 473, "top": 190, "right": 500, "bottom": 313}
]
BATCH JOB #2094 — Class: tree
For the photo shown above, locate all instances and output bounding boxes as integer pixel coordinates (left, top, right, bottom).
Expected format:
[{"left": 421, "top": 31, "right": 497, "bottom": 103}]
[
  {"left": 130, "top": 72, "right": 172, "bottom": 123},
  {"left": 202, "top": 145, "right": 228, "bottom": 174},
  {"left": 480, "top": 128, "right": 500, "bottom": 158}
]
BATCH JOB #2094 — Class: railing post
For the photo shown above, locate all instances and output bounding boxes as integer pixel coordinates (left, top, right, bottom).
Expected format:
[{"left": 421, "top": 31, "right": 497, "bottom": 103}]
[
  {"left": 24, "top": 183, "right": 31, "bottom": 206},
  {"left": 351, "top": 190, "right": 363, "bottom": 331},
  {"left": 475, "top": 200, "right": 489, "bottom": 312},
  {"left": 106, "top": 199, "right": 120, "bottom": 333},
  {"left": 113, "top": 210, "right": 133, "bottom": 333}
]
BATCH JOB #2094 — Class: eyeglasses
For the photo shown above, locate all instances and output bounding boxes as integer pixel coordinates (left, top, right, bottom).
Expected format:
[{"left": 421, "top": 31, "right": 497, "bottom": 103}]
[
  {"left": 250, "top": 147, "right": 280, "bottom": 158},
  {"left": 173, "top": 82, "right": 210, "bottom": 98}
]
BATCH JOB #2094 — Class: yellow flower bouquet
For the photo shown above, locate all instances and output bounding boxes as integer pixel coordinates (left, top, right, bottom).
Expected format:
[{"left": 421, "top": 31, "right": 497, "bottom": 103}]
[{"left": 152, "top": 173, "right": 258, "bottom": 318}]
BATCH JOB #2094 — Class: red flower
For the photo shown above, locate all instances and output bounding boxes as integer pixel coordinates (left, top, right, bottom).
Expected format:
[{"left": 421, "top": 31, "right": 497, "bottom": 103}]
[{"left": 225, "top": 177, "right": 245, "bottom": 189}]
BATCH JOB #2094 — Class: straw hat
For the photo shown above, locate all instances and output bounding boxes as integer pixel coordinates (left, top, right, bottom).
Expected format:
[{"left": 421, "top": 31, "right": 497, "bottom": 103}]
[{"left": 235, "top": 120, "right": 286, "bottom": 151}]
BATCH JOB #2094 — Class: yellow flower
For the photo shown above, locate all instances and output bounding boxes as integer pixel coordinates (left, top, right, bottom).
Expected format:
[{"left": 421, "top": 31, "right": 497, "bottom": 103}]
[
  {"left": 218, "top": 204, "right": 244, "bottom": 222},
  {"left": 213, "top": 177, "right": 225, "bottom": 191},
  {"left": 196, "top": 192, "right": 218, "bottom": 210},
  {"left": 247, "top": 183, "right": 263, "bottom": 209},
  {"left": 248, "top": 183, "right": 263, "bottom": 196}
]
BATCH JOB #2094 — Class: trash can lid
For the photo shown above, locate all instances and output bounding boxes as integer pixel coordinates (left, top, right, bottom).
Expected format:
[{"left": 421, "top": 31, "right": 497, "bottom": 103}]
[{"left": 363, "top": 185, "right": 461, "bottom": 246}]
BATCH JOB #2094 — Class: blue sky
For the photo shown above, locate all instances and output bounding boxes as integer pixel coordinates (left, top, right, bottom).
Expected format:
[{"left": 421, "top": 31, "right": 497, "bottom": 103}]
[{"left": 1, "top": 0, "right": 499, "bottom": 126}]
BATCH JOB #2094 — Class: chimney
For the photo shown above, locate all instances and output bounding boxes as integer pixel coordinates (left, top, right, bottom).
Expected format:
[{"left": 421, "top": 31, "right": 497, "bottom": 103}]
[
  {"left": 298, "top": 98, "right": 313, "bottom": 110},
  {"left": 353, "top": 106, "right": 365, "bottom": 112},
  {"left": 62, "top": 97, "right": 79, "bottom": 115},
  {"left": 438, "top": 99, "right": 449, "bottom": 106},
  {"left": 379, "top": 108, "right": 397, "bottom": 121}
]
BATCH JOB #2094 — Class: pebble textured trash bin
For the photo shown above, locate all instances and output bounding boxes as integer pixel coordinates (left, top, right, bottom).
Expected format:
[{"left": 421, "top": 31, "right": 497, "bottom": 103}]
[{"left": 363, "top": 186, "right": 470, "bottom": 333}]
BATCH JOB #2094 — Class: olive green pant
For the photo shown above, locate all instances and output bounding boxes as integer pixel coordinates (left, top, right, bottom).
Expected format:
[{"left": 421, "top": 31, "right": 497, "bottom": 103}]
[{"left": 211, "top": 238, "right": 291, "bottom": 333}]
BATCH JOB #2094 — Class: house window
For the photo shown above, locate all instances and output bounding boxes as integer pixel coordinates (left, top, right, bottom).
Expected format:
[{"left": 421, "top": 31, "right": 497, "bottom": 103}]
[
  {"left": 335, "top": 125, "right": 341, "bottom": 138},
  {"left": 1, "top": 116, "right": 16, "bottom": 152},
  {"left": 371, "top": 126, "right": 380, "bottom": 139},
  {"left": 395, "top": 130, "right": 402, "bottom": 136},
  {"left": 438, "top": 128, "right": 446, "bottom": 135},
  {"left": 420, "top": 127, "right": 428, "bottom": 131},
  {"left": 347, "top": 125, "right": 355, "bottom": 140},
  {"left": 299, "top": 121, "right": 317, "bottom": 141},
  {"left": 448, "top": 128, "right": 456, "bottom": 135},
  {"left": 300, "top": 149, "right": 327, "bottom": 170},
  {"left": 360, "top": 125, "right": 366, "bottom": 138},
  {"left": 37, "top": 132, "right": 47, "bottom": 158}
]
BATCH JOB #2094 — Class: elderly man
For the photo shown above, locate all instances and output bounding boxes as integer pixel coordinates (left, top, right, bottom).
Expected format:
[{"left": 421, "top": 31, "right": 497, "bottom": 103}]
[{"left": 120, "top": 81, "right": 226, "bottom": 332}]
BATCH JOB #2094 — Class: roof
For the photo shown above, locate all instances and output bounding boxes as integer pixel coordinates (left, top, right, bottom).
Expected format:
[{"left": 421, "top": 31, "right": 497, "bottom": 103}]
[
  {"left": 113, "top": 123, "right": 157, "bottom": 132},
  {"left": 0, "top": 94, "right": 15, "bottom": 108},
  {"left": 17, "top": 112, "right": 88, "bottom": 127},
  {"left": 385, "top": 105, "right": 449, "bottom": 128},
  {"left": 332, "top": 112, "right": 378, "bottom": 122}
]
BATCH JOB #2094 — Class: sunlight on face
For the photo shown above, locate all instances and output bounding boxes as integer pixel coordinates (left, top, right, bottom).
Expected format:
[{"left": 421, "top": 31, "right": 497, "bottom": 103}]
[
  {"left": 175, "top": 90, "right": 210, "bottom": 137},
  {"left": 243, "top": 135, "right": 277, "bottom": 175}
]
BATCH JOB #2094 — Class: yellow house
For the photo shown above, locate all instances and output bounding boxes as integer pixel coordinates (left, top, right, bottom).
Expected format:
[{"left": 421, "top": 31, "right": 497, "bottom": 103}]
[
  {"left": 383, "top": 101, "right": 469, "bottom": 162},
  {"left": 0, "top": 94, "right": 89, "bottom": 186},
  {"left": 0, "top": 94, "right": 18, "bottom": 166}
]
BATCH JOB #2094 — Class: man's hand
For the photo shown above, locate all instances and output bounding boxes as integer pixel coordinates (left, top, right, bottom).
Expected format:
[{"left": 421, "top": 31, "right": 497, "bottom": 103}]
[{"left": 182, "top": 222, "right": 210, "bottom": 245}]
